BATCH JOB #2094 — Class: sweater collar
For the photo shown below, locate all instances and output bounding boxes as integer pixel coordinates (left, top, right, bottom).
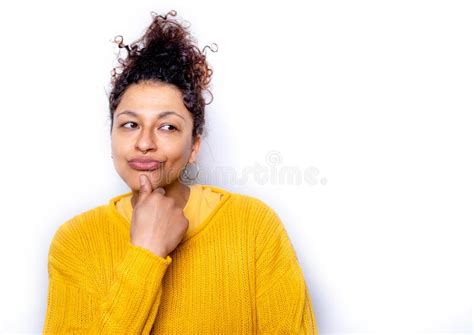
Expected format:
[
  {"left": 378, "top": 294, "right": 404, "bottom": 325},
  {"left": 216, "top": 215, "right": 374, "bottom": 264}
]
[{"left": 106, "top": 184, "right": 233, "bottom": 243}]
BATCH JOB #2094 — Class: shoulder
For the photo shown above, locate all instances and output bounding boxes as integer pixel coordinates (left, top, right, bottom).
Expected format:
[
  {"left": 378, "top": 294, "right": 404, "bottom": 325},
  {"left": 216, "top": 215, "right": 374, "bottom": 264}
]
[
  {"left": 59, "top": 204, "right": 108, "bottom": 232},
  {"left": 207, "top": 184, "right": 284, "bottom": 230},
  {"left": 232, "top": 192, "right": 278, "bottom": 218},
  {"left": 225, "top": 189, "right": 297, "bottom": 262},
  {"left": 204, "top": 183, "right": 276, "bottom": 215},
  {"left": 239, "top": 194, "right": 285, "bottom": 238},
  {"left": 50, "top": 204, "right": 109, "bottom": 252}
]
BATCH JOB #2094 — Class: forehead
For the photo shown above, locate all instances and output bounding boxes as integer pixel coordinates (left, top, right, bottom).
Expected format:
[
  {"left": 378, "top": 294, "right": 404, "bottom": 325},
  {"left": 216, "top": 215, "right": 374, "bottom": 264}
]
[{"left": 115, "top": 81, "right": 191, "bottom": 121}]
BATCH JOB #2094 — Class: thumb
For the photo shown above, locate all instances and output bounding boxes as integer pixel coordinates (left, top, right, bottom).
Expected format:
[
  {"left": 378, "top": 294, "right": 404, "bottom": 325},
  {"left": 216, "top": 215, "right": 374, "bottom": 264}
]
[{"left": 137, "top": 174, "right": 151, "bottom": 202}]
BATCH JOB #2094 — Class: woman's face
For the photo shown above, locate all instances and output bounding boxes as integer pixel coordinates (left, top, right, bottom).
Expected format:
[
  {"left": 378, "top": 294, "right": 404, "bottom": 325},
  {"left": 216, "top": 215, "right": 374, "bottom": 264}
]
[{"left": 111, "top": 80, "right": 201, "bottom": 192}]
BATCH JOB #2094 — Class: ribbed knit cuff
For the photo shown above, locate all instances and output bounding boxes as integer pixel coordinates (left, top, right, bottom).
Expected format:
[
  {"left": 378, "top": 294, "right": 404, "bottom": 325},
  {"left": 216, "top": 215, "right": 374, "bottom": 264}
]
[{"left": 118, "top": 242, "right": 172, "bottom": 283}]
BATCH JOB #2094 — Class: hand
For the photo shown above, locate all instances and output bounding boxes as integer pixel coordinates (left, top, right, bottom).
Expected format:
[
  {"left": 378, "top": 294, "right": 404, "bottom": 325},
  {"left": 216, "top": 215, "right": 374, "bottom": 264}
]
[{"left": 130, "top": 174, "right": 189, "bottom": 258}]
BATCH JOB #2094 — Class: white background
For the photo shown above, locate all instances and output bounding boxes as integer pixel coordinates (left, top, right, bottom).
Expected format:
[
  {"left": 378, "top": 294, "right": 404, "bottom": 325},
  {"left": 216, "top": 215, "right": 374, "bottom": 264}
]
[{"left": 0, "top": 0, "right": 472, "bottom": 334}]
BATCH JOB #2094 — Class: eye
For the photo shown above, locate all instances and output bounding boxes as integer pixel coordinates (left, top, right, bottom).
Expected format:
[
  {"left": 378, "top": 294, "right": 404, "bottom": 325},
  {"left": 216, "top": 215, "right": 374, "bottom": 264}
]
[
  {"left": 120, "top": 121, "right": 137, "bottom": 129},
  {"left": 160, "top": 124, "right": 178, "bottom": 132}
]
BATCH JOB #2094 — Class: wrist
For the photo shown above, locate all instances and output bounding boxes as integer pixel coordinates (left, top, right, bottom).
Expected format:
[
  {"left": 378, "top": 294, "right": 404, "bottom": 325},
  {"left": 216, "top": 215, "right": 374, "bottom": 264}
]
[{"left": 131, "top": 240, "right": 167, "bottom": 258}]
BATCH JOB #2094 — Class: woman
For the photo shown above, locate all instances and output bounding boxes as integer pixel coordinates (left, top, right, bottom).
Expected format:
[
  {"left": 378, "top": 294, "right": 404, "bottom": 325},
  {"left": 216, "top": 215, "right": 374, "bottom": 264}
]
[{"left": 43, "top": 10, "right": 318, "bottom": 334}]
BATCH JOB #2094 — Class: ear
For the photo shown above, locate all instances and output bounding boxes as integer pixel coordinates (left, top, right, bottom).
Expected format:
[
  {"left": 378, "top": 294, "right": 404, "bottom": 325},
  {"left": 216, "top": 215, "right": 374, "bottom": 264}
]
[{"left": 188, "top": 135, "right": 202, "bottom": 164}]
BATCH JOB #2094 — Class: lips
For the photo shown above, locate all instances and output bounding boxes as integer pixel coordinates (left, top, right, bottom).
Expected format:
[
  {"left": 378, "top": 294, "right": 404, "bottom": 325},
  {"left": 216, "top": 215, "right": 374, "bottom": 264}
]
[{"left": 128, "top": 159, "right": 163, "bottom": 171}]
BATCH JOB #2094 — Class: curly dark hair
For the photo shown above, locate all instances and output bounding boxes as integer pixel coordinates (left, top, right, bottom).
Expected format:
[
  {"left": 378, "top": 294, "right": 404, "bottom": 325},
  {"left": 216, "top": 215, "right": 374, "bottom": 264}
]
[{"left": 108, "top": 10, "right": 218, "bottom": 140}]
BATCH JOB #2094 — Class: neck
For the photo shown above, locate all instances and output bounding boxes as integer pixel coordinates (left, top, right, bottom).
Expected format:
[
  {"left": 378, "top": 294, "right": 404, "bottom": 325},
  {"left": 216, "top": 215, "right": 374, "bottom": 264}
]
[{"left": 130, "top": 179, "right": 191, "bottom": 210}]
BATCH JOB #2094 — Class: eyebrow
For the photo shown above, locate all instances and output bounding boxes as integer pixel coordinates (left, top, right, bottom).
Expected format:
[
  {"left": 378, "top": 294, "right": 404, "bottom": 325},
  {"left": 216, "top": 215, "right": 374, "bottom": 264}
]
[{"left": 115, "top": 110, "right": 185, "bottom": 121}]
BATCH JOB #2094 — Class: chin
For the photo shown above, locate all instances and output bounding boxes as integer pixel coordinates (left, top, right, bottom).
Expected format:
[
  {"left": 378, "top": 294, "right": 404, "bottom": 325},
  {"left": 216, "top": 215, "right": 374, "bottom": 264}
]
[
  {"left": 122, "top": 167, "right": 180, "bottom": 189},
  {"left": 128, "top": 177, "right": 172, "bottom": 192}
]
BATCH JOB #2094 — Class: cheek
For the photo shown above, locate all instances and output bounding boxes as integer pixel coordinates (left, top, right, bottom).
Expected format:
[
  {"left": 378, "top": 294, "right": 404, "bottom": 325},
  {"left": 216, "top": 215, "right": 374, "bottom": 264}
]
[
  {"left": 110, "top": 145, "right": 122, "bottom": 160},
  {"left": 111, "top": 133, "right": 128, "bottom": 154},
  {"left": 160, "top": 137, "right": 190, "bottom": 155}
]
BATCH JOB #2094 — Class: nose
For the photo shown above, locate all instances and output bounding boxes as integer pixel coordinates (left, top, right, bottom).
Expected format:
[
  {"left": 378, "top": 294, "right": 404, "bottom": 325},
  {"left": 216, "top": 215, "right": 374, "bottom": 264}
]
[{"left": 135, "top": 128, "right": 157, "bottom": 153}]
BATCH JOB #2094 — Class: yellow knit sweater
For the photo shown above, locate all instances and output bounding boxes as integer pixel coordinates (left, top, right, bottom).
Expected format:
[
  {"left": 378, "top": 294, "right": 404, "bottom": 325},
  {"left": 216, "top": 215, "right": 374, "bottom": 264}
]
[{"left": 43, "top": 184, "right": 318, "bottom": 334}]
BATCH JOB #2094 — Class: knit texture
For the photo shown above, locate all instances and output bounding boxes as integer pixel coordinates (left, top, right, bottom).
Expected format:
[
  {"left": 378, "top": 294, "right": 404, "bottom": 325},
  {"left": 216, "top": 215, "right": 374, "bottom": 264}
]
[{"left": 43, "top": 184, "right": 318, "bottom": 334}]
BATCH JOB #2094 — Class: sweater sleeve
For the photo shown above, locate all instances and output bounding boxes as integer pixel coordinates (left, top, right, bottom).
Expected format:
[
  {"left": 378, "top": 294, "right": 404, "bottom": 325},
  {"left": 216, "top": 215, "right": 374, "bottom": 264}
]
[
  {"left": 42, "top": 221, "right": 171, "bottom": 334},
  {"left": 255, "top": 206, "right": 319, "bottom": 334}
]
